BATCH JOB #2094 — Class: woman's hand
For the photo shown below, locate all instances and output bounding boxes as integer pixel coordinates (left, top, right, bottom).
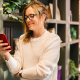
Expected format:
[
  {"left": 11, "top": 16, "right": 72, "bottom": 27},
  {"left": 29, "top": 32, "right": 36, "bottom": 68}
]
[
  {"left": 0, "top": 40, "right": 11, "bottom": 60},
  {"left": 14, "top": 73, "right": 20, "bottom": 78},
  {"left": 0, "top": 40, "right": 11, "bottom": 55}
]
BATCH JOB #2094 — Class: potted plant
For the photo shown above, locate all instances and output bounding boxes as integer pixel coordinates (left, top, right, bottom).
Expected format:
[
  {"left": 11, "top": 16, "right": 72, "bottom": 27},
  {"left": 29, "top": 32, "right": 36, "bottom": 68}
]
[
  {"left": 69, "top": 59, "right": 79, "bottom": 80},
  {"left": 2, "top": 0, "right": 31, "bottom": 23}
]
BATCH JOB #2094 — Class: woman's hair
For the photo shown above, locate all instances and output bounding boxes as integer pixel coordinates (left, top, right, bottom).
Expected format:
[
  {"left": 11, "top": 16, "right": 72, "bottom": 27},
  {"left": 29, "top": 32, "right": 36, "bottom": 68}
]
[{"left": 22, "top": 1, "right": 48, "bottom": 43}]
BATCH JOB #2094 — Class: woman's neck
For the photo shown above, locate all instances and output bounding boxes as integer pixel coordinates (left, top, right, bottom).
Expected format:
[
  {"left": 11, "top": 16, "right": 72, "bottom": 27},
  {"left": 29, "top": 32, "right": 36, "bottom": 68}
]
[{"left": 32, "top": 28, "right": 46, "bottom": 38}]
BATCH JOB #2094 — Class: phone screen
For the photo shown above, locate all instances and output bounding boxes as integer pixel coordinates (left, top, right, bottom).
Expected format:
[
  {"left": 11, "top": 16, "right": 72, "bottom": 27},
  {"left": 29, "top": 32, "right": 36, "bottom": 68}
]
[{"left": 0, "top": 34, "right": 11, "bottom": 50}]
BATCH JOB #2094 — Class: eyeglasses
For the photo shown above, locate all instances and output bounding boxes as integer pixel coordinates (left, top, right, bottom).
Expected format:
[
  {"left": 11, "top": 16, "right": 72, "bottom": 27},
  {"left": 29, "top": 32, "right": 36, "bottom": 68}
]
[{"left": 24, "top": 14, "right": 37, "bottom": 20}]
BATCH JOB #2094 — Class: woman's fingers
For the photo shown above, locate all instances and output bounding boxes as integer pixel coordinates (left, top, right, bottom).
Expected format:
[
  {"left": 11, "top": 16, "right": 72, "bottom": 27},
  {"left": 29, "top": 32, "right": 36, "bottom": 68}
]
[
  {"left": 0, "top": 40, "right": 11, "bottom": 56},
  {"left": 8, "top": 50, "right": 11, "bottom": 53},
  {"left": 0, "top": 43, "right": 8, "bottom": 47},
  {"left": 0, "top": 40, "right": 3, "bottom": 43},
  {"left": 0, "top": 40, "right": 8, "bottom": 47},
  {"left": 2, "top": 50, "right": 11, "bottom": 53},
  {"left": 2, "top": 46, "right": 11, "bottom": 50},
  {"left": 14, "top": 73, "right": 20, "bottom": 77}
]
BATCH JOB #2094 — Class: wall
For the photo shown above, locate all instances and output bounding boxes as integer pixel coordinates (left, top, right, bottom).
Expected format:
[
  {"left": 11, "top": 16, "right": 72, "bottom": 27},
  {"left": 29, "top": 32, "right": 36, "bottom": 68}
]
[
  {"left": 0, "top": 0, "right": 3, "bottom": 34},
  {"left": 0, "top": 0, "right": 4, "bottom": 80},
  {"left": 79, "top": 0, "right": 80, "bottom": 48},
  {"left": 0, "top": 0, "right": 20, "bottom": 80}
]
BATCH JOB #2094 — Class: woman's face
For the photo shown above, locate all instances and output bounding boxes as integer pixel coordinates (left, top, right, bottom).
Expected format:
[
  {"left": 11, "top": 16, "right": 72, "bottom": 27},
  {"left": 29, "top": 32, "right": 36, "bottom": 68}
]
[{"left": 25, "top": 7, "right": 41, "bottom": 31}]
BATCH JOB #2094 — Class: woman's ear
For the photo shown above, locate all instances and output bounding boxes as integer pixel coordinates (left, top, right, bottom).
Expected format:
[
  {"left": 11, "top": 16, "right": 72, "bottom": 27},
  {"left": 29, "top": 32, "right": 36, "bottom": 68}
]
[{"left": 41, "top": 14, "right": 46, "bottom": 21}]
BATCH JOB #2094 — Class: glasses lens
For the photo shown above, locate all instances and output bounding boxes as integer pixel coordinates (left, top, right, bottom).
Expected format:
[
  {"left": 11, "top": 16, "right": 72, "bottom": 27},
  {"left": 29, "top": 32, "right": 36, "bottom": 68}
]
[
  {"left": 25, "top": 14, "right": 37, "bottom": 20},
  {"left": 29, "top": 14, "right": 34, "bottom": 19},
  {"left": 24, "top": 16, "right": 28, "bottom": 20}
]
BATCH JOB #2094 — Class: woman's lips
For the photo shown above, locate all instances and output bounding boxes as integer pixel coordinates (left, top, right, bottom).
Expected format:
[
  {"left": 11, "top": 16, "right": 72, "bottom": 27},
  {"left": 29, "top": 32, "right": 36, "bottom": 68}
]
[{"left": 28, "top": 23, "right": 34, "bottom": 26}]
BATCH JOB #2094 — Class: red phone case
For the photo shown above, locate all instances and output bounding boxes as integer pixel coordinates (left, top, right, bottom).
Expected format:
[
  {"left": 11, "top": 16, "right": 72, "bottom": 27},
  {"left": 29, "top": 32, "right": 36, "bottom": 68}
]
[{"left": 0, "top": 34, "right": 11, "bottom": 50}]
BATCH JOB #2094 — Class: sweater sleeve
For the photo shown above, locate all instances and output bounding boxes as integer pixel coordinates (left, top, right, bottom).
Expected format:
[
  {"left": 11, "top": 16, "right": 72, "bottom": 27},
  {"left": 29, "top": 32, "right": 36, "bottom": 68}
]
[
  {"left": 22, "top": 35, "right": 60, "bottom": 80},
  {"left": 13, "top": 37, "right": 23, "bottom": 73},
  {"left": 5, "top": 55, "right": 18, "bottom": 74},
  {"left": 5, "top": 35, "right": 23, "bottom": 74}
]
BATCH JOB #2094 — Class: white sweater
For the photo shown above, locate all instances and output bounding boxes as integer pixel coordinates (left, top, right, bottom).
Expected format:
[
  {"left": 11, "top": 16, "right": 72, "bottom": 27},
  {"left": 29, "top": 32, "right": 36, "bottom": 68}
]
[{"left": 5, "top": 30, "right": 60, "bottom": 80}]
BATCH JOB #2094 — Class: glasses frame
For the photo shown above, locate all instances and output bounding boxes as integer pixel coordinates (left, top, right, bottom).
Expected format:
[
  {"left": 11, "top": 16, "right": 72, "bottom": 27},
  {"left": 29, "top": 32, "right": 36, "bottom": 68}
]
[{"left": 24, "top": 14, "right": 37, "bottom": 20}]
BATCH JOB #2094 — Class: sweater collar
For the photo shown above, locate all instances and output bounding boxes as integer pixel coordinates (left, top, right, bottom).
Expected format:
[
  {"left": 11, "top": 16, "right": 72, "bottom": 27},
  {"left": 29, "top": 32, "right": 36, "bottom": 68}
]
[{"left": 31, "top": 29, "right": 48, "bottom": 41}]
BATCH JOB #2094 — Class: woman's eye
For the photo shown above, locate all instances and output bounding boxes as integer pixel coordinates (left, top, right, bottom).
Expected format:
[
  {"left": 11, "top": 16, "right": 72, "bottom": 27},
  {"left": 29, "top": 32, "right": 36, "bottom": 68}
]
[{"left": 30, "top": 15, "right": 34, "bottom": 18}]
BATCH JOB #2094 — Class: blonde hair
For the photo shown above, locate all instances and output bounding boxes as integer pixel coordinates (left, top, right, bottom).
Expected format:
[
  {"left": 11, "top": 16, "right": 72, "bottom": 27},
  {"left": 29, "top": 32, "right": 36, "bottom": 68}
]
[{"left": 22, "top": 1, "right": 48, "bottom": 43}]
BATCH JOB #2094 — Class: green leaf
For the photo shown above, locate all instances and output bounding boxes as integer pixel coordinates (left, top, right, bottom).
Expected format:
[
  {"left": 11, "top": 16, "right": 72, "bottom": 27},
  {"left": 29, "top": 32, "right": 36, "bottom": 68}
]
[
  {"left": 4, "top": 12, "right": 6, "bottom": 14},
  {"left": 69, "top": 59, "right": 78, "bottom": 80},
  {"left": 11, "top": 4, "right": 15, "bottom": 8},
  {"left": 5, "top": 3, "right": 10, "bottom": 6},
  {"left": 2, "top": 4, "right": 6, "bottom": 7}
]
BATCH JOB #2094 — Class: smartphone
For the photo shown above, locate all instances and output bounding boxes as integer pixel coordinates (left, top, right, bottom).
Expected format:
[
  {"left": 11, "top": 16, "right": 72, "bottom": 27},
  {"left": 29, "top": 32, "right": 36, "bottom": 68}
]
[{"left": 0, "top": 34, "right": 11, "bottom": 50}]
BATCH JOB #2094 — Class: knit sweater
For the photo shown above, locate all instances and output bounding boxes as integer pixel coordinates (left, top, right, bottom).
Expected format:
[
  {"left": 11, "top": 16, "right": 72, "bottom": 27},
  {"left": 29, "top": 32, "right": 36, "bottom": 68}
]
[{"left": 6, "top": 30, "right": 60, "bottom": 80}]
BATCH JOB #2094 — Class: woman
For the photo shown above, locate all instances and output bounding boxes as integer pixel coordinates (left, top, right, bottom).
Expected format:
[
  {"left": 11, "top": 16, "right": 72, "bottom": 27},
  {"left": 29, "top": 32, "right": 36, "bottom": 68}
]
[{"left": 0, "top": 1, "right": 60, "bottom": 80}]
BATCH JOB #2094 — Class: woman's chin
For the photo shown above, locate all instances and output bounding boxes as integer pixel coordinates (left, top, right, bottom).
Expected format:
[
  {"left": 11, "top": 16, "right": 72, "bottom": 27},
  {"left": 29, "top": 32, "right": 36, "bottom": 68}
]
[
  {"left": 29, "top": 28, "right": 34, "bottom": 31},
  {"left": 28, "top": 26, "right": 33, "bottom": 30},
  {"left": 28, "top": 26, "right": 35, "bottom": 31}
]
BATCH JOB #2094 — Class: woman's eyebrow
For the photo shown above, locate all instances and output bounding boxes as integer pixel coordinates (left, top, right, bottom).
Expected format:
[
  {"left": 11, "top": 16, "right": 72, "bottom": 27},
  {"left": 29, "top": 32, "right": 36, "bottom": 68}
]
[{"left": 25, "top": 14, "right": 34, "bottom": 16}]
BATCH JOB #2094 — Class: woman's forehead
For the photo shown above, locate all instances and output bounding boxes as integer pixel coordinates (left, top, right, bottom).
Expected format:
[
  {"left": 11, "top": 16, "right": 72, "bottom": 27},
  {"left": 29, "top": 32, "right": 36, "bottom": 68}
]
[{"left": 25, "top": 7, "right": 36, "bottom": 15}]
